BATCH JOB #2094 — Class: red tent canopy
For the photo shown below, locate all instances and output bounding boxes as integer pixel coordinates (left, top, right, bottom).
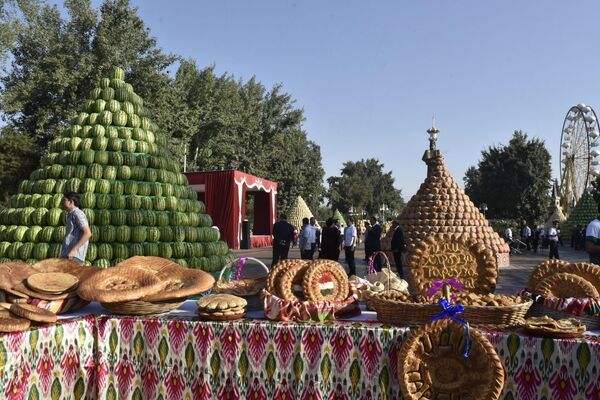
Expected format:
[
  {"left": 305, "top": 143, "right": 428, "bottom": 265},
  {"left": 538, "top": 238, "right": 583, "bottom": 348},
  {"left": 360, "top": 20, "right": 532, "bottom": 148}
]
[{"left": 185, "top": 170, "right": 278, "bottom": 249}]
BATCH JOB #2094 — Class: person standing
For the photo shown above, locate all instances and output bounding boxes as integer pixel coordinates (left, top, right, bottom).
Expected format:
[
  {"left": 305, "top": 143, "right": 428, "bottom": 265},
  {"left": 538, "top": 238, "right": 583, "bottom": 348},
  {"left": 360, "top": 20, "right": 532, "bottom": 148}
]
[
  {"left": 366, "top": 218, "right": 383, "bottom": 271},
  {"left": 343, "top": 217, "right": 358, "bottom": 275},
  {"left": 532, "top": 226, "right": 540, "bottom": 253},
  {"left": 363, "top": 221, "right": 371, "bottom": 261},
  {"left": 548, "top": 220, "right": 560, "bottom": 260},
  {"left": 60, "top": 192, "right": 92, "bottom": 265},
  {"left": 521, "top": 223, "right": 531, "bottom": 251},
  {"left": 585, "top": 204, "right": 600, "bottom": 264},
  {"left": 301, "top": 217, "right": 318, "bottom": 260},
  {"left": 271, "top": 214, "right": 294, "bottom": 266},
  {"left": 390, "top": 220, "right": 406, "bottom": 278},
  {"left": 298, "top": 218, "right": 309, "bottom": 258},
  {"left": 503, "top": 226, "right": 513, "bottom": 243}
]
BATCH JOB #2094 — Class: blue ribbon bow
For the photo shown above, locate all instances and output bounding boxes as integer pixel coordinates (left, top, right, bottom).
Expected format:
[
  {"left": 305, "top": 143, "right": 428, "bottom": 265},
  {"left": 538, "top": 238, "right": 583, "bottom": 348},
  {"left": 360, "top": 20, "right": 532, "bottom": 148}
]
[{"left": 431, "top": 298, "right": 471, "bottom": 359}]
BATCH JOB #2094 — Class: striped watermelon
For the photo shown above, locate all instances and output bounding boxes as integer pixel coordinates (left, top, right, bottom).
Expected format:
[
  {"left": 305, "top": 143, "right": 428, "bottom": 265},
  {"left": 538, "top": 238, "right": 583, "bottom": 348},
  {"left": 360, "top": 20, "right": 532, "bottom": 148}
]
[
  {"left": 127, "top": 210, "right": 144, "bottom": 226},
  {"left": 93, "top": 137, "right": 108, "bottom": 151},
  {"left": 101, "top": 87, "right": 114, "bottom": 101},
  {"left": 111, "top": 195, "right": 126, "bottom": 210},
  {"left": 113, "top": 110, "right": 128, "bottom": 126},
  {"left": 121, "top": 101, "right": 134, "bottom": 114},
  {"left": 99, "top": 110, "right": 112, "bottom": 125},
  {"left": 86, "top": 243, "right": 97, "bottom": 261},
  {"left": 95, "top": 209, "right": 111, "bottom": 225},
  {"left": 19, "top": 242, "right": 34, "bottom": 259},
  {"left": 91, "top": 125, "right": 105, "bottom": 138},
  {"left": 122, "top": 153, "right": 137, "bottom": 166},
  {"left": 81, "top": 150, "right": 95, "bottom": 165},
  {"left": 146, "top": 227, "right": 160, "bottom": 242},
  {"left": 126, "top": 195, "right": 141, "bottom": 209},
  {"left": 53, "top": 226, "right": 66, "bottom": 243},
  {"left": 185, "top": 226, "right": 198, "bottom": 242},
  {"left": 141, "top": 197, "right": 153, "bottom": 210},
  {"left": 118, "top": 166, "right": 131, "bottom": 180},
  {"left": 107, "top": 100, "right": 120, "bottom": 113},
  {"left": 103, "top": 165, "right": 117, "bottom": 180},
  {"left": 93, "top": 259, "right": 111, "bottom": 268},
  {"left": 124, "top": 181, "right": 138, "bottom": 195},
  {"left": 165, "top": 196, "right": 178, "bottom": 211},
  {"left": 31, "top": 208, "right": 47, "bottom": 225},
  {"left": 158, "top": 242, "right": 173, "bottom": 258},
  {"left": 108, "top": 137, "right": 122, "bottom": 152},
  {"left": 159, "top": 226, "right": 173, "bottom": 242},
  {"left": 131, "top": 166, "right": 145, "bottom": 180},
  {"left": 143, "top": 210, "right": 157, "bottom": 226},
  {"left": 26, "top": 226, "right": 42, "bottom": 242},
  {"left": 47, "top": 208, "right": 62, "bottom": 226},
  {"left": 152, "top": 196, "right": 166, "bottom": 211},
  {"left": 110, "top": 152, "right": 124, "bottom": 166},
  {"left": 115, "top": 225, "right": 130, "bottom": 242},
  {"left": 137, "top": 183, "right": 151, "bottom": 197},
  {"left": 136, "top": 141, "right": 148, "bottom": 153},
  {"left": 172, "top": 242, "right": 186, "bottom": 258},
  {"left": 113, "top": 243, "right": 128, "bottom": 260},
  {"left": 118, "top": 127, "right": 132, "bottom": 139},
  {"left": 82, "top": 178, "right": 96, "bottom": 193},
  {"left": 130, "top": 243, "right": 144, "bottom": 257},
  {"left": 90, "top": 88, "right": 102, "bottom": 100},
  {"left": 98, "top": 243, "right": 113, "bottom": 260},
  {"left": 7, "top": 242, "right": 22, "bottom": 259},
  {"left": 156, "top": 212, "right": 169, "bottom": 226},
  {"left": 123, "top": 138, "right": 136, "bottom": 153},
  {"left": 110, "top": 181, "right": 124, "bottom": 196},
  {"left": 131, "top": 226, "right": 147, "bottom": 243},
  {"left": 88, "top": 112, "right": 100, "bottom": 124},
  {"left": 66, "top": 178, "right": 81, "bottom": 193},
  {"left": 150, "top": 183, "right": 163, "bottom": 197},
  {"left": 96, "top": 194, "right": 111, "bottom": 209},
  {"left": 80, "top": 192, "right": 96, "bottom": 208},
  {"left": 96, "top": 179, "right": 110, "bottom": 194},
  {"left": 90, "top": 226, "right": 99, "bottom": 242},
  {"left": 89, "top": 163, "right": 104, "bottom": 179},
  {"left": 111, "top": 210, "right": 127, "bottom": 226},
  {"left": 49, "top": 243, "right": 62, "bottom": 258},
  {"left": 33, "top": 243, "right": 49, "bottom": 260},
  {"left": 143, "top": 242, "right": 159, "bottom": 257},
  {"left": 173, "top": 226, "right": 185, "bottom": 242},
  {"left": 82, "top": 208, "right": 95, "bottom": 225}
]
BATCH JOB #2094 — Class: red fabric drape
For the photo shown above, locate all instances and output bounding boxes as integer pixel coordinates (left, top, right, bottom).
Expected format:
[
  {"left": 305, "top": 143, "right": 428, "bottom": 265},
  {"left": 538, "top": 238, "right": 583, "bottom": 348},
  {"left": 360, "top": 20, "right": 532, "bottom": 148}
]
[
  {"left": 205, "top": 171, "right": 237, "bottom": 249},
  {"left": 253, "top": 191, "right": 270, "bottom": 235}
]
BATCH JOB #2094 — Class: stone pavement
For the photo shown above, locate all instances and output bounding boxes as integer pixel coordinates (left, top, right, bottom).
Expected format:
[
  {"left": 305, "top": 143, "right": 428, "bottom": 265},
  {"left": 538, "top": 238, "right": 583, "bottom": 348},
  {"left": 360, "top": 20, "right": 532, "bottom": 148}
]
[{"left": 232, "top": 243, "right": 590, "bottom": 294}]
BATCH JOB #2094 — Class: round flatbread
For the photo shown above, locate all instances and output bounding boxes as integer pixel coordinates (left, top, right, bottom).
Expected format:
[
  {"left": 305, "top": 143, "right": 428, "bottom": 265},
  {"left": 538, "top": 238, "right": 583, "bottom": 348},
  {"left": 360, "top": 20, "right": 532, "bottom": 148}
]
[
  {"left": 31, "top": 258, "right": 82, "bottom": 274},
  {"left": 197, "top": 294, "right": 247, "bottom": 311},
  {"left": 77, "top": 266, "right": 165, "bottom": 302},
  {"left": 527, "top": 259, "right": 570, "bottom": 292},
  {"left": 27, "top": 273, "right": 79, "bottom": 295},
  {"left": 278, "top": 262, "right": 310, "bottom": 301},
  {"left": 0, "top": 262, "right": 34, "bottom": 291},
  {"left": 197, "top": 311, "right": 245, "bottom": 321},
  {"left": 302, "top": 260, "right": 349, "bottom": 302},
  {"left": 141, "top": 269, "right": 215, "bottom": 302},
  {"left": 267, "top": 259, "right": 308, "bottom": 297},
  {"left": 536, "top": 272, "right": 599, "bottom": 298},
  {"left": 0, "top": 316, "right": 30, "bottom": 332},
  {"left": 10, "top": 281, "right": 77, "bottom": 301},
  {"left": 398, "top": 319, "right": 504, "bottom": 400},
  {"left": 116, "top": 256, "right": 184, "bottom": 279},
  {"left": 9, "top": 303, "right": 57, "bottom": 323}
]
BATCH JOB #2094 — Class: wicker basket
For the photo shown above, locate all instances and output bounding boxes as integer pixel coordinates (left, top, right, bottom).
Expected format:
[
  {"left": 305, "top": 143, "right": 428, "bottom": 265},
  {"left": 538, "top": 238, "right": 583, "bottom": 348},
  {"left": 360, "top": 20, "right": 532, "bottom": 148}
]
[
  {"left": 214, "top": 257, "right": 269, "bottom": 311},
  {"left": 527, "top": 302, "right": 600, "bottom": 330},
  {"left": 101, "top": 299, "right": 185, "bottom": 315},
  {"left": 2, "top": 291, "right": 88, "bottom": 314},
  {"left": 370, "top": 294, "right": 532, "bottom": 328}
]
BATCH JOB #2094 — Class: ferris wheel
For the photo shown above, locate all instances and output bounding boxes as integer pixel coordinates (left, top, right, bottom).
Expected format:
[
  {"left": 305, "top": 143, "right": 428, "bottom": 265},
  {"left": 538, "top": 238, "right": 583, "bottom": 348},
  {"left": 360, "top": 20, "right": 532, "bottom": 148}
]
[{"left": 559, "top": 104, "right": 600, "bottom": 211}]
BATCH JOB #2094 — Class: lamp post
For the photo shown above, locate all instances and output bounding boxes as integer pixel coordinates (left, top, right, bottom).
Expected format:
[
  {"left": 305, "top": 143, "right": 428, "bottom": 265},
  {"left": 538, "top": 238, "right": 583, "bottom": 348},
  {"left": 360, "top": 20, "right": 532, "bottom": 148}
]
[
  {"left": 380, "top": 203, "right": 389, "bottom": 223},
  {"left": 480, "top": 203, "right": 488, "bottom": 218}
]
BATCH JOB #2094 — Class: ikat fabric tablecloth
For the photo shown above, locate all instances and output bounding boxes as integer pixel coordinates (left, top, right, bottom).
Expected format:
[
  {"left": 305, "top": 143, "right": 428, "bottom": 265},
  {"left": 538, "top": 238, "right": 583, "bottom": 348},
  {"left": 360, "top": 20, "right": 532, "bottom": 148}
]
[{"left": 1, "top": 313, "right": 599, "bottom": 399}]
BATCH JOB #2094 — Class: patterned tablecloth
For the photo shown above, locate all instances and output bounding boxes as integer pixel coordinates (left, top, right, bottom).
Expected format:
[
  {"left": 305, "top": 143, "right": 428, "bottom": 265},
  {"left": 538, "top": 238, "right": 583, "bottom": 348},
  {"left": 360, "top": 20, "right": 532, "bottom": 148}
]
[{"left": 1, "top": 303, "right": 599, "bottom": 400}]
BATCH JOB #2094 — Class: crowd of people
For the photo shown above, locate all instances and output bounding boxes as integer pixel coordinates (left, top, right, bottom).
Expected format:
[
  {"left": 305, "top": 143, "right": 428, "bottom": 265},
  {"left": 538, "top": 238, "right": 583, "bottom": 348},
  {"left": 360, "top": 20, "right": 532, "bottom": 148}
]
[{"left": 271, "top": 214, "right": 406, "bottom": 277}]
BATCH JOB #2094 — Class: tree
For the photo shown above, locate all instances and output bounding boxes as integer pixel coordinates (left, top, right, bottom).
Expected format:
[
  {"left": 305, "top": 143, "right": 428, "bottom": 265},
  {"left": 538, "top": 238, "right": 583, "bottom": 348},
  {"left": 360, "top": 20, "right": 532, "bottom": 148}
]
[
  {"left": 0, "top": 0, "right": 325, "bottom": 211},
  {"left": 327, "top": 158, "right": 405, "bottom": 219},
  {"left": 0, "top": 129, "right": 39, "bottom": 204},
  {"left": 463, "top": 130, "right": 552, "bottom": 224}
]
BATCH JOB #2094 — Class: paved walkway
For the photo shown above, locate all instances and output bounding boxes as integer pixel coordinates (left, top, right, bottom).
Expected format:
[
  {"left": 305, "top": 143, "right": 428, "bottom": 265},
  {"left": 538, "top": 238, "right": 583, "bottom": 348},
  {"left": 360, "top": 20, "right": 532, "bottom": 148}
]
[{"left": 232, "top": 243, "right": 590, "bottom": 294}]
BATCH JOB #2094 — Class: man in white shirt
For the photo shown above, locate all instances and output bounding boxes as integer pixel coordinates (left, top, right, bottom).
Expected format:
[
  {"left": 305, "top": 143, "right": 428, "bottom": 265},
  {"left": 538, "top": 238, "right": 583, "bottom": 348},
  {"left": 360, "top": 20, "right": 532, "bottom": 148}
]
[
  {"left": 504, "top": 226, "right": 513, "bottom": 243},
  {"left": 301, "top": 217, "right": 318, "bottom": 260},
  {"left": 343, "top": 217, "right": 358, "bottom": 275},
  {"left": 585, "top": 204, "right": 600, "bottom": 264},
  {"left": 547, "top": 220, "right": 560, "bottom": 260}
]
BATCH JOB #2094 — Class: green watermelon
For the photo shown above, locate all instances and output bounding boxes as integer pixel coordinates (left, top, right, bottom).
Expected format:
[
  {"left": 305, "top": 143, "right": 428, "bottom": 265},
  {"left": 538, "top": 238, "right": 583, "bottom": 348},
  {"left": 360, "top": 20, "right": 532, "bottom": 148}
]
[
  {"left": 118, "top": 166, "right": 131, "bottom": 180},
  {"left": 66, "top": 178, "right": 81, "bottom": 193},
  {"left": 111, "top": 210, "right": 127, "bottom": 226},
  {"left": 124, "top": 181, "right": 138, "bottom": 195},
  {"left": 49, "top": 243, "right": 62, "bottom": 258},
  {"left": 86, "top": 243, "right": 97, "bottom": 261},
  {"left": 173, "top": 226, "right": 185, "bottom": 242},
  {"left": 96, "top": 179, "right": 110, "bottom": 194},
  {"left": 127, "top": 210, "right": 144, "bottom": 226},
  {"left": 143, "top": 242, "right": 159, "bottom": 256},
  {"left": 103, "top": 165, "right": 117, "bottom": 180},
  {"left": 97, "top": 243, "right": 113, "bottom": 260},
  {"left": 118, "top": 127, "right": 132, "bottom": 140},
  {"left": 82, "top": 178, "right": 97, "bottom": 192},
  {"left": 108, "top": 137, "right": 122, "bottom": 152},
  {"left": 32, "top": 243, "right": 49, "bottom": 260},
  {"left": 110, "top": 151, "right": 124, "bottom": 166},
  {"left": 172, "top": 242, "right": 186, "bottom": 258},
  {"left": 146, "top": 227, "right": 160, "bottom": 242},
  {"left": 111, "top": 195, "right": 126, "bottom": 210},
  {"left": 113, "top": 110, "right": 128, "bottom": 126},
  {"left": 101, "top": 87, "right": 115, "bottom": 101},
  {"left": 110, "top": 181, "right": 124, "bottom": 196},
  {"left": 82, "top": 208, "right": 95, "bottom": 225},
  {"left": 96, "top": 194, "right": 111, "bottom": 209},
  {"left": 80, "top": 192, "right": 96, "bottom": 208},
  {"left": 26, "top": 226, "right": 42, "bottom": 243},
  {"left": 89, "top": 226, "right": 99, "bottom": 243},
  {"left": 93, "top": 137, "right": 109, "bottom": 152},
  {"left": 123, "top": 138, "right": 137, "bottom": 153},
  {"left": 93, "top": 259, "right": 111, "bottom": 268},
  {"left": 95, "top": 209, "right": 111, "bottom": 226},
  {"left": 31, "top": 208, "right": 47, "bottom": 225},
  {"left": 115, "top": 225, "right": 130, "bottom": 243},
  {"left": 165, "top": 196, "right": 178, "bottom": 211},
  {"left": 81, "top": 149, "right": 95, "bottom": 165},
  {"left": 131, "top": 226, "right": 147, "bottom": 243},
  {"left": 130, "top": 243, "right": 144, "bottom": 257},
  {"left": 53, "top": 226, "right": 66, "bottom": 243},
  {"left": 159, "top": 242, "right": 172, "bottom": 259},
  {"left": 107, "top": 100, "right": 120, "bottom": 113},
  {"left": 47, "top": 208, "right": 62, "bottom": 226},
  {"left": 91, "top": 125, "right": 105, "bottom": 138},
  {"left": 121, "top": 101, "right": 134, "bottom": 115},
  {"left": 19, "top": 242, "right": 34, "bottom": 259},
  {"left": 126, "top": 195, "right": 141, "bottom": 209},
  {"left": 113, "top": 243, "right": 128, "bottom": 260},
  {"left": 159, "top": 226, "right": 173, "bottom": 242}
]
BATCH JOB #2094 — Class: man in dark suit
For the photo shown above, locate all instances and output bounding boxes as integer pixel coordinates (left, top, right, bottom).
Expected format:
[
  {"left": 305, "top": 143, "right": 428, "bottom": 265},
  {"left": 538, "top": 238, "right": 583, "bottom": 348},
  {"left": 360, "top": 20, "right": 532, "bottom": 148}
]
[
  {"left": 390, "top": 220, "right": 406, "bottom": 278},
  {"left": 366, "top": 217, "right": 383, "bottom": 271},
  {"left": 271, "top": 214, "right": 295, "bottom": 267}
]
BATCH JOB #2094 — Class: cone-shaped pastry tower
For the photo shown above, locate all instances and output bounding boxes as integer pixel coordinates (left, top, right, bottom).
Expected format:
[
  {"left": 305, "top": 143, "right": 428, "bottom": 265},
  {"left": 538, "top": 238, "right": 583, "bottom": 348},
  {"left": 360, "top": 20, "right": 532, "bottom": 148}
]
[
  {"left": 560, "top": 191, "right": 597, "bottom": 235},
  {"left": 0, "top": 67, "right": 230, "bottom": 272},
  {"left": 398, "top": 147, "right": 510, "bottom": 268},
  {"left": 288, "top": 196, "right": 314, "bottom": 230}
]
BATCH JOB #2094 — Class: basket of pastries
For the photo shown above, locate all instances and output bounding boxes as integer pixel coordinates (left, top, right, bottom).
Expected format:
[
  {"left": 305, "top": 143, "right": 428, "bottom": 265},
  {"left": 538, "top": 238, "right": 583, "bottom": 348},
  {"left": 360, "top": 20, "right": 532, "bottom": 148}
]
[
  {"left": 525, "top": 260, "right": 600, "bottom": 330},
  {"left": 0, "top": 301, "right": 61, "bottom": 333},
  {"left": 370, "top": 279, "right": 531, "bottom": 328},
  {"left": 77, "top": 256, "right": 214, "bottom": 315},
  {"left": 521, "top": 315, "right": 586, "bottom": 339},
  {"left": 0, "top": 258, "right": 97, "bottom": 314},
  {"left": 350, "top": 251, "right": 409, "bottom": 304},
  {"left": 398, "top": 319, "right": 505, "bottom": 400},
  {"left": 213, "top": 256, "right": 269, "bottom": 311},
  {"left": 263, "top": 259, "right": 359, "bottom": 322}
]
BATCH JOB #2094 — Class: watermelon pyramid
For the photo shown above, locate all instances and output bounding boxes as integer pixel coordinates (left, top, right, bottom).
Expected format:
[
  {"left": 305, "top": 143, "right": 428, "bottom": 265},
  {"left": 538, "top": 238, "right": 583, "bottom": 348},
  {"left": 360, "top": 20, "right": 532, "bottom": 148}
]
[
  {"left": 332, "top": 209, "right": 346, "bottom": 227},
  {"left": 560, "top": 191, "right": 598, "bottom": 236},
  {"left": 0, "top": 67, "right": 230, "bottom": 271}
]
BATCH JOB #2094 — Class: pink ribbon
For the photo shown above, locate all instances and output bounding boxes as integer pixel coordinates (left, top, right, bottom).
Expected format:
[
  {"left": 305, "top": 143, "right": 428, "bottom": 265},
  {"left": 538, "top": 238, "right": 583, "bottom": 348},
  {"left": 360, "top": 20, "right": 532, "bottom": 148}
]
[
  {"left": 425, "top": 278, "right": 465, "bottom": 298},
  {"left": 232, "top": 257, "right": 247, "bottom": 281}
]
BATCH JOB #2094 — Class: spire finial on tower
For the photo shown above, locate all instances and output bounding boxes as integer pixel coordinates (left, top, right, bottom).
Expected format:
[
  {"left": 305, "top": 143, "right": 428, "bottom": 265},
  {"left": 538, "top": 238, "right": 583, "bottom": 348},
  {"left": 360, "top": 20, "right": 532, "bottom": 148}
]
[{"left": 426, "top": 115, "right": 440, "bottom": 151}]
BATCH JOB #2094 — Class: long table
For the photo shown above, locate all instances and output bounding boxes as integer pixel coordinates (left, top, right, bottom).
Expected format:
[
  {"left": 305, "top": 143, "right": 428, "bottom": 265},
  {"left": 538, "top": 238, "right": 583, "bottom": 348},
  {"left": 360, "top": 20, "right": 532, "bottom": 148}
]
[{"left": 1, "top": 302, "right": 599, "bottom": 399}]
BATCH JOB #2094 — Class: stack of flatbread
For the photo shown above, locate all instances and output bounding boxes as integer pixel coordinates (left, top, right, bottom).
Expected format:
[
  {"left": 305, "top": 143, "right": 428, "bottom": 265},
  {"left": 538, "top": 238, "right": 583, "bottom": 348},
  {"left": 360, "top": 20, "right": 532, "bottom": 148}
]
[
  {"left": 197, "top": 294, "right": 247, "bottom": 321},
  {"left": 523, "top": 316, "right": 586, "bottom": 338},
  {"left": 0, "top": 302, "right": 58, "bottom": 333},
  {"left": 77, "top": 256, "right": 215, "bottom": 314}
]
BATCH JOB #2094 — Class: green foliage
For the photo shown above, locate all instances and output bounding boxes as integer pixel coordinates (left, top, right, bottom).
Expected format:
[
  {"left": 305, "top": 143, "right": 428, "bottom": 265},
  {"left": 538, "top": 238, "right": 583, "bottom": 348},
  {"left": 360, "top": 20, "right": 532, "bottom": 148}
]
[
  {"left": 0, "top": 130, "right": 39, "bottom": 205},
  {"left": 327, "top": 158, "right": 404, "bottom": 219},
  {"left": 0, "top": 1, "right": 324, "bottom": 212},
  {"left": 463, "top": 130, "right": 552, "bottom": 224}
]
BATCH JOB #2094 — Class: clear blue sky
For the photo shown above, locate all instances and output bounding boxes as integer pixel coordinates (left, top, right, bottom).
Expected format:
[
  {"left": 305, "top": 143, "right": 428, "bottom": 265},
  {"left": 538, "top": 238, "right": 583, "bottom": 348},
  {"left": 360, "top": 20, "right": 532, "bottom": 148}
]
[{"left": 94, "top": 1, "right": 600, "bottom": 199}]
